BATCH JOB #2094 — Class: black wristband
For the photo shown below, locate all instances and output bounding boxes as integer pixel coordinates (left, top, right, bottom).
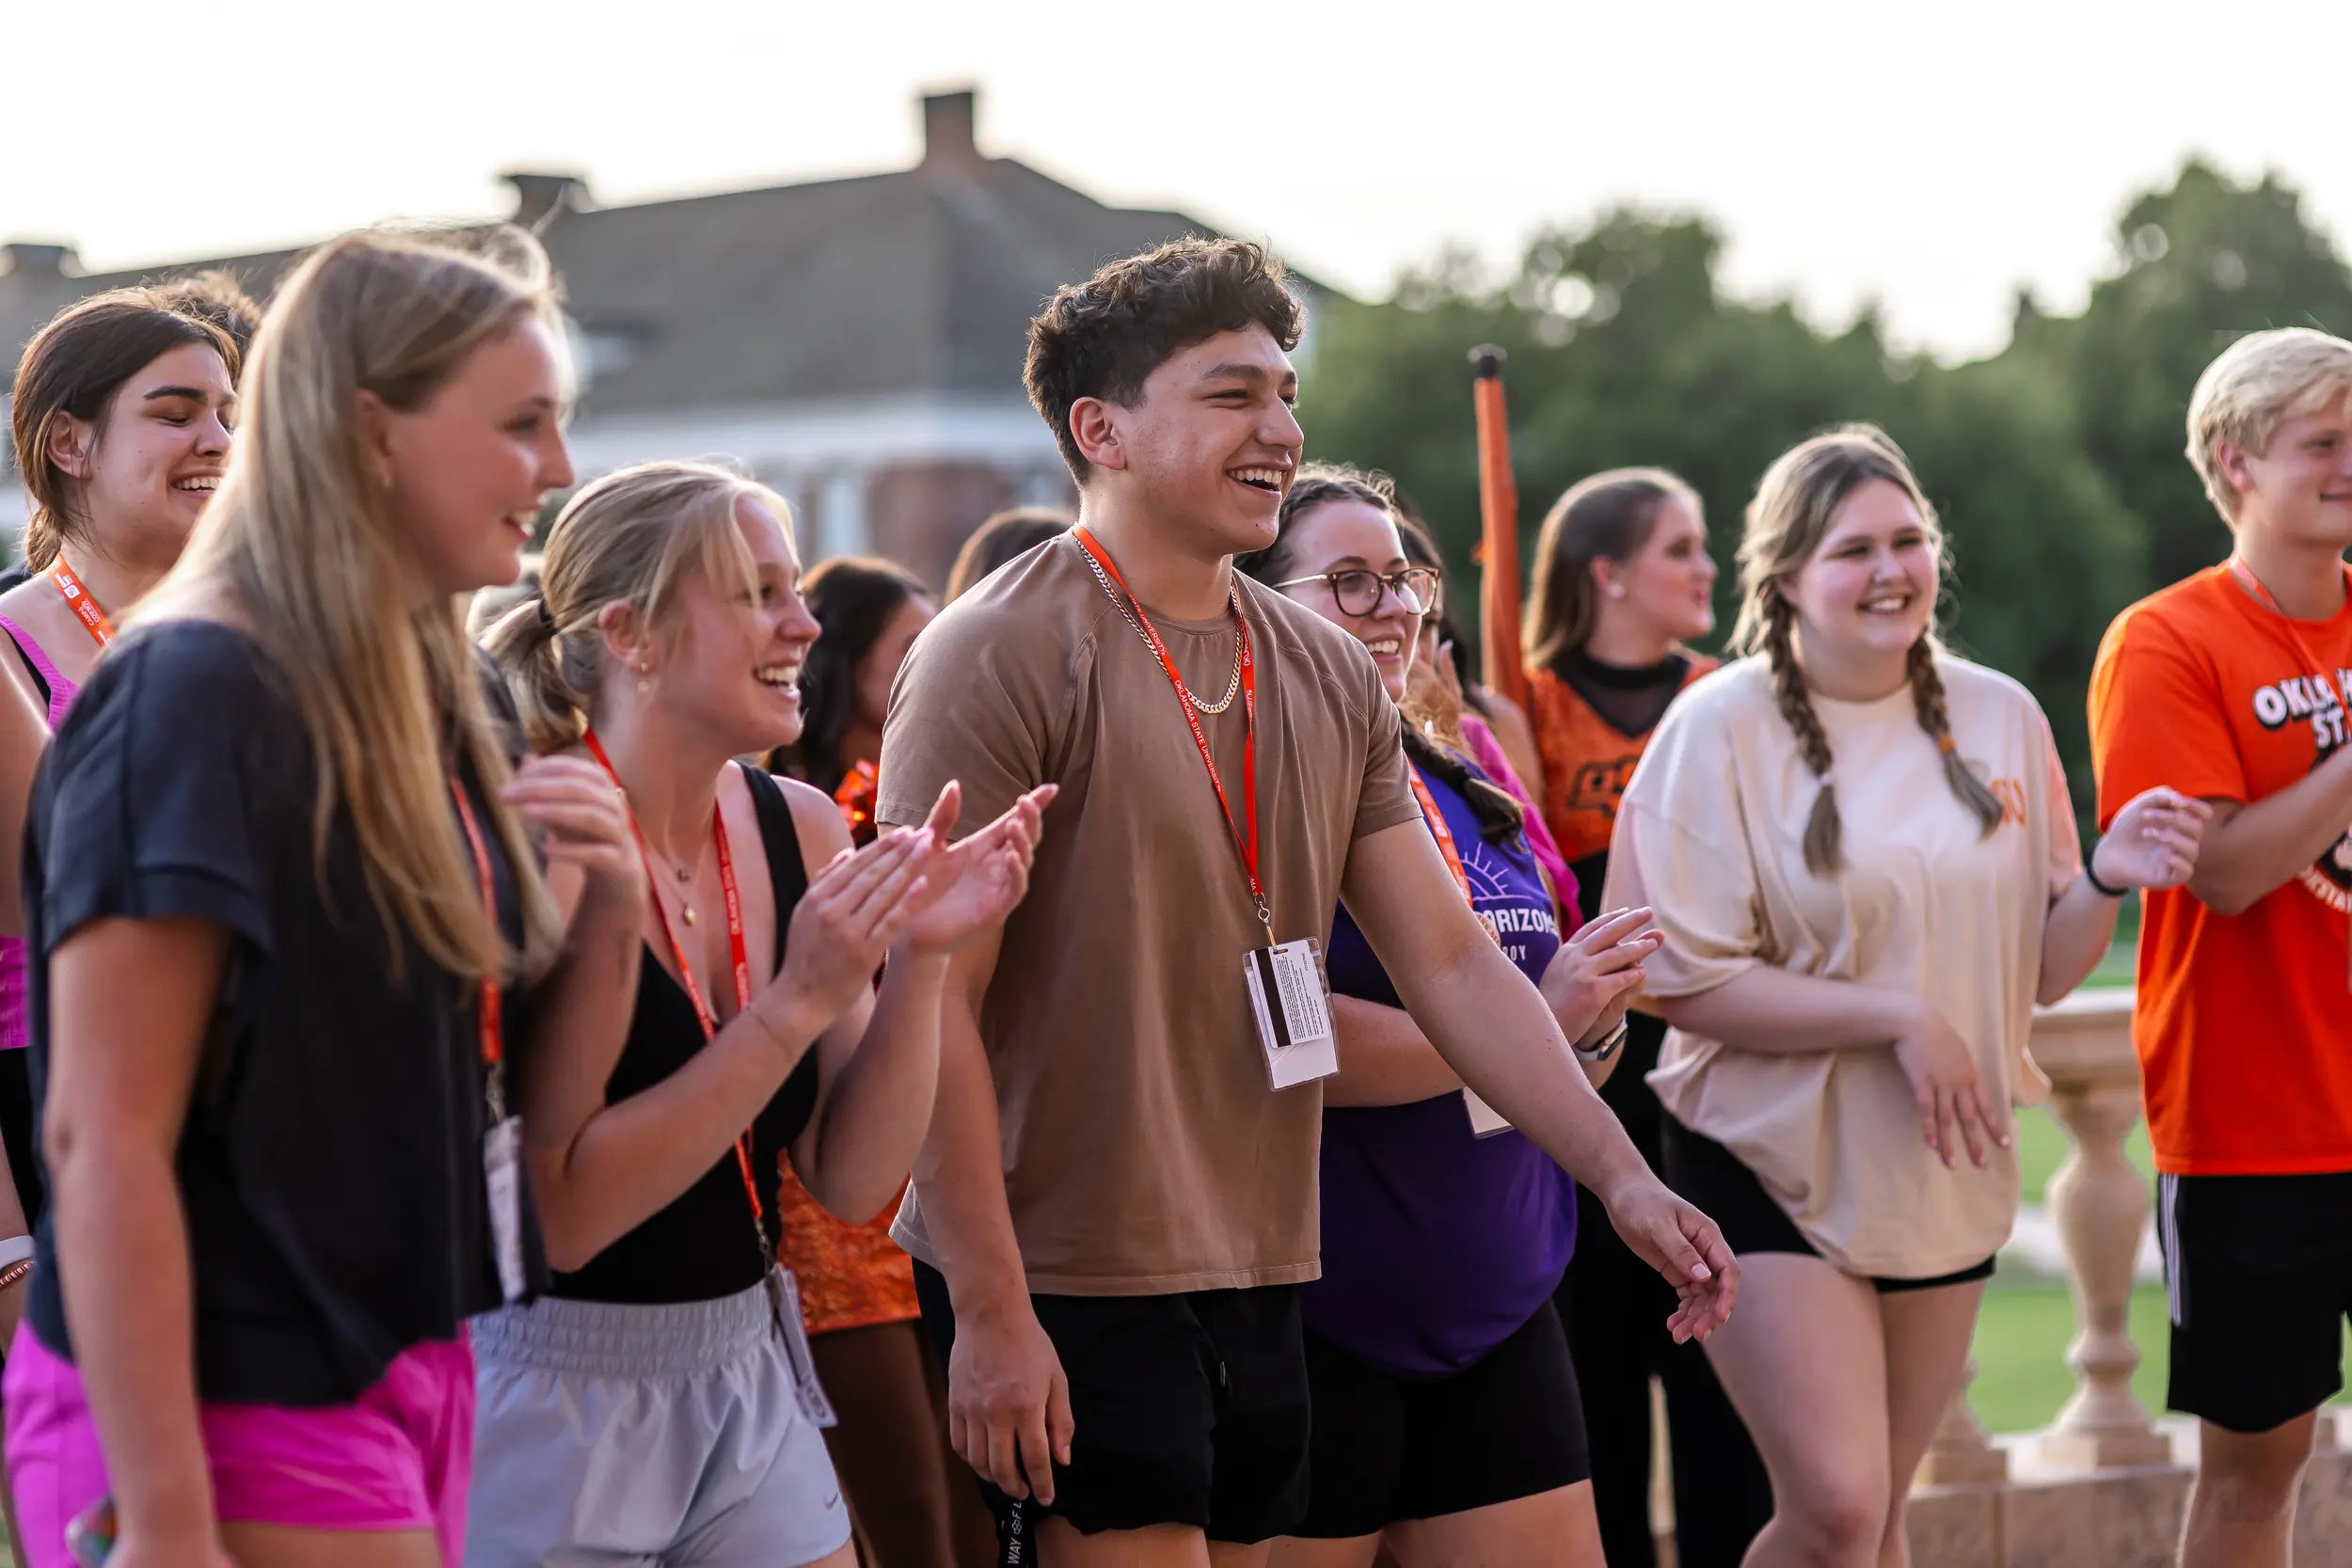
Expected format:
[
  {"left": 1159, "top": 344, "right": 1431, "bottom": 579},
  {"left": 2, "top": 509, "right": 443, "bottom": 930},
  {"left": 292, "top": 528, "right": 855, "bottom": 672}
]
[
  {"left": 2083, "top": 847, "right": 2129, "bottom": 899},
  {"left": 1574, "top": 1018, "right": 1630, "bottom": 1064}
]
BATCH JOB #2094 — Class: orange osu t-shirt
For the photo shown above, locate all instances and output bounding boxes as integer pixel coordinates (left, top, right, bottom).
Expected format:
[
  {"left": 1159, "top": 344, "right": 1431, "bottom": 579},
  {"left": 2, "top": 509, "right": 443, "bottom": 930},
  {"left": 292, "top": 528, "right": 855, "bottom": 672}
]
[{"left": 2090, "top": 563, "right": 2352, "bottom": 1175}]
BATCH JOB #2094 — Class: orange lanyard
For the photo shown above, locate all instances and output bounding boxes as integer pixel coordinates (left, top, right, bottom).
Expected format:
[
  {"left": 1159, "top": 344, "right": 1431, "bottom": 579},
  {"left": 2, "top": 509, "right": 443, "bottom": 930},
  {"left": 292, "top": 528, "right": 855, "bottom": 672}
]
[
  {"left": 49, "top": 561, "right": 113, "bottom": 646},
  {"left": 1407, "top": 762, "right": 1498, "bottom": 945},
  {"left": 582, "top": 731, "right": 767, "bottom": 1231},
  {"left": 1073, "top": 528, "right": 1266, "bottom": 929},
  {"left": 450, "top": 784, "right": 509, "bottom": 1119}
]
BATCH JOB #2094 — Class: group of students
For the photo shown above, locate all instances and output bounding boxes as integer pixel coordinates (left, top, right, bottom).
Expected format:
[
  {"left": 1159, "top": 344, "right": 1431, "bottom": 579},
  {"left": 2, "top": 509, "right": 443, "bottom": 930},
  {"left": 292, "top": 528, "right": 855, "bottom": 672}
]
[{"left": 0, "top": 216, "right": 2338, "bottom": 1568}]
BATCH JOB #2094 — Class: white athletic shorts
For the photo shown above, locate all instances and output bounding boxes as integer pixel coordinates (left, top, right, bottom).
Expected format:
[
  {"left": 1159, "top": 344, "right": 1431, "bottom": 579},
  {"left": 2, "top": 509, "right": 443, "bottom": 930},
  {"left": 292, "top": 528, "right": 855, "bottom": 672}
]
[{"left": 465, "top": 1272, "right": 851, "bottom": 1567}]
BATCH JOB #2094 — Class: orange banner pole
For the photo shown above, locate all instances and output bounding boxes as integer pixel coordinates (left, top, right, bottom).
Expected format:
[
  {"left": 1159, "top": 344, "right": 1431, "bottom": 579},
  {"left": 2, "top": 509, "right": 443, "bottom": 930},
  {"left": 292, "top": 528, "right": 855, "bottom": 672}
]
[{"left": 1470, "top": 345, "right": 1527, "bottom": 708}]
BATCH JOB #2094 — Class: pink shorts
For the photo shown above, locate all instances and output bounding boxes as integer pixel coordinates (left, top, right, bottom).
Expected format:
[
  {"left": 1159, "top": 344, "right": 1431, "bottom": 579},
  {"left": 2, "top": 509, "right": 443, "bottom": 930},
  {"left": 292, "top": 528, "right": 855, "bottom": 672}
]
[{"left": 3, "top": 1324, "right": 473, "bottom": 1568}]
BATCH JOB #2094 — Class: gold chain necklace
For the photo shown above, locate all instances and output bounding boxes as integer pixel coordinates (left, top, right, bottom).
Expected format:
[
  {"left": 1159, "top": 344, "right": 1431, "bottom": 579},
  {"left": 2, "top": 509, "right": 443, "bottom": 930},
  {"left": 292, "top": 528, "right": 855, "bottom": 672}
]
[{"left": 1081, "top": 549, "right": 1244, "bottom": 715}]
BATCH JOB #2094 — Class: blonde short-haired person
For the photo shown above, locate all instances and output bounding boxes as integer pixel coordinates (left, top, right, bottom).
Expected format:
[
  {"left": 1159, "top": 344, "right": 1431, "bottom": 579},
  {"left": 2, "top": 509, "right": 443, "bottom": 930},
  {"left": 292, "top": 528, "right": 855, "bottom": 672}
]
[
  {"left": 1609, "top": 425, "right": 2206, "bottom": 1568},
  {"left": 2090, "top": 327, "right": 2352, "bottom": 1568}
]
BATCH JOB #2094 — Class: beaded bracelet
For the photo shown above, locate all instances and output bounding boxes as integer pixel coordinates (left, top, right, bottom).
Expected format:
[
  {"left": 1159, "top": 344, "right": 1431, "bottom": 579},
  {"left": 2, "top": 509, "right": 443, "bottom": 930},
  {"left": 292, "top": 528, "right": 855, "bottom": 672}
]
[{"left": 0, "top": 1259, "right": 33, "bottom": 1292}]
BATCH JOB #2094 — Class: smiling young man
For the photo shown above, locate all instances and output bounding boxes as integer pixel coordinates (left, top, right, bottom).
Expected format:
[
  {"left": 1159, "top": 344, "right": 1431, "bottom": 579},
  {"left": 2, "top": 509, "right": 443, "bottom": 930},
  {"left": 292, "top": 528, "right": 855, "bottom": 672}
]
[
  {"left": 2089, "top": 327, "right": 2352, "bottom": 1568},
  {"left": 876, "top": 237, "right": 1735, "bottom": 1567}
]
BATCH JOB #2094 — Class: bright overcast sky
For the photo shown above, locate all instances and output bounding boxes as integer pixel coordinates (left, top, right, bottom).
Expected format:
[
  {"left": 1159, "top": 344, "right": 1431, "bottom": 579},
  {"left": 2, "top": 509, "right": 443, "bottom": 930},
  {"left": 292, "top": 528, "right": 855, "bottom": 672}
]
[{"left": 4, "top": 0, "right": 2344, "bottom": 362}]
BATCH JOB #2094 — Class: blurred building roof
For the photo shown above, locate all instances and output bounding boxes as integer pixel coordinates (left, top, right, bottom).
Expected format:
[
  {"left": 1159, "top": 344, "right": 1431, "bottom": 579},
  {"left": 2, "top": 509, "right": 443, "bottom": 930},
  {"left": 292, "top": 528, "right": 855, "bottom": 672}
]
[{"left": 0, "top": 88, "right": 1327, "bottom": 426}]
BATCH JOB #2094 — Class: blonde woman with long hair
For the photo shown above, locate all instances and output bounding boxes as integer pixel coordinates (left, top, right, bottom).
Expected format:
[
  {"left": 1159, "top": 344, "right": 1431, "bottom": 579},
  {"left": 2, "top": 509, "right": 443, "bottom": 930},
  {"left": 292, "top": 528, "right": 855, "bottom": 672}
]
[
  {"left": 1, "top": 228, "right": 646, "bottom": 1568},
  {"left": 468, "top": 462, "right": 1046, "bottom": 1568},
  {"left": 1605, "top": 425, "right": 2207, "bottom": 1567}
]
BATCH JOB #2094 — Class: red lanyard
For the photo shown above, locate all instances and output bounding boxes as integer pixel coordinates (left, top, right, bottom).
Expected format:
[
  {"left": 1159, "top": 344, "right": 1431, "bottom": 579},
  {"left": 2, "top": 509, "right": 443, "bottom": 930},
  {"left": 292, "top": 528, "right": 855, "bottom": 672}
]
[
  {"left": 582, "top": 730, "right": 767, "bottom": 1229},
  {"left": 1407, "top": 762, "right": 1498, "bottom": 945},
  {"left": 1073, "top": 528, "right": 1266, "bottom": 928},
  {"left": 450, "top": 784, "right": 508, "bottom": 1118},
  {"left": 50, "top": 561, "right": 113, "bottom": 646}
]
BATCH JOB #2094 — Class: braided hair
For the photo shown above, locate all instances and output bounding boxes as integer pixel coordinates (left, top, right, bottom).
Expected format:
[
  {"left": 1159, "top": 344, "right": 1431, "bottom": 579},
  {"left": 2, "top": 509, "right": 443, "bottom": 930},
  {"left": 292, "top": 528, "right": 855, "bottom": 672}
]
[
  {"left": 1236, "top": 462, "right": 1524, "bottom": 843},
  {"left": 1732, "top": 425, "right": 2003, "bottom": 876}
]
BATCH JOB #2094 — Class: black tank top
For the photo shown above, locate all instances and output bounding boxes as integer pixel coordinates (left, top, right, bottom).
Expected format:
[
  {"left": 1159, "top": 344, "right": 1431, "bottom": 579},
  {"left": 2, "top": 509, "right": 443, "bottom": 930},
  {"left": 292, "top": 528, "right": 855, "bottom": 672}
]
[{"left": 553, "top": 765, "right": 820, "bottom": 1304}]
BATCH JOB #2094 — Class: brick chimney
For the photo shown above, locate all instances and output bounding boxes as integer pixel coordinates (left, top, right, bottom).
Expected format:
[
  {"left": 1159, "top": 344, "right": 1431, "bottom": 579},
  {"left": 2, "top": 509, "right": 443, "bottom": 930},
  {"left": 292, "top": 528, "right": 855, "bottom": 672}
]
[
  {"left": 2, "top": 242, "right": 77, "bottom": 277},
  {"left": 501, "top": 171, "right": 589, "bottom": 231},
  {"left": 920, "top": 88, "right": 984, "bottom": 177}
]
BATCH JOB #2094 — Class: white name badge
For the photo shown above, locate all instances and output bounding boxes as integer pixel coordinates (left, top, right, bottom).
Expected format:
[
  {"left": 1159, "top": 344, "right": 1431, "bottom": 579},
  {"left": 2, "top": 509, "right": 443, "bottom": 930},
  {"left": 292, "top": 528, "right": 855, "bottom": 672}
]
[
  {"left": 483, "top": 1116, "right": 528, "bottom": 1305},
  {"left": 770, "top": 1268, "right": 840, "bottom": 1428},
  {"left": 1245, "top": 937, "right": 1339, "bottom": 1089},
  {"left": 1463, "top": 1090, "right": 1513, "bottom": 1137}
]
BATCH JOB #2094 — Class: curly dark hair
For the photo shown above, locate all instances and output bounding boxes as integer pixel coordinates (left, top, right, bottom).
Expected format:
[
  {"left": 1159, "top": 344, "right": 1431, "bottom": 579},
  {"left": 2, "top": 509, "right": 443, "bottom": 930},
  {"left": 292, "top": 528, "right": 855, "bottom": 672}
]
[{"left": 1024, "top": 237, "right": 1304, "bottom": 482}]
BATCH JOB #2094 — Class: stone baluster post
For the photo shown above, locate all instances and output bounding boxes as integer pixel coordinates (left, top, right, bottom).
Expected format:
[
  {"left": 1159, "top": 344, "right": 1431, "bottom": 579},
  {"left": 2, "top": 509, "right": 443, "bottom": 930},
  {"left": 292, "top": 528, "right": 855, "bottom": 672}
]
[
  {"left": 2032, "top": 994, "right": 2172, "bottom": 1472},
  {"left": 1917, "top": 1358, "right": 2009, "bottom": 1485}
]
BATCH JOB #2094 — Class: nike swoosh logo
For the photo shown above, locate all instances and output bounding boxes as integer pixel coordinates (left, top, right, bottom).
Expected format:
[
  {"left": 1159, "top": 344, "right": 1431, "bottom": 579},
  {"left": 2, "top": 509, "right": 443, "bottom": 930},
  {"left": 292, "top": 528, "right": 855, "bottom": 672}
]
[{"left": 824, "top": 1492, "right": 840, "bottom": 1509}]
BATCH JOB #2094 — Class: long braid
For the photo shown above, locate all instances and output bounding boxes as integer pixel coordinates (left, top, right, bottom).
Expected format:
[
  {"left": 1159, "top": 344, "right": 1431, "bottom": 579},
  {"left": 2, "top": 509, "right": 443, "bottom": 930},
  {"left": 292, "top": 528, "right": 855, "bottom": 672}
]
[
  {"left": 1907, "top": 638, "right": 2005, "bottom": 836},
  {"left": 1764, "top": 601, "right": 1844, "bottom": 875},
  {"left": 1403, "top": 726, "right": 1526, "bottom": 844}
]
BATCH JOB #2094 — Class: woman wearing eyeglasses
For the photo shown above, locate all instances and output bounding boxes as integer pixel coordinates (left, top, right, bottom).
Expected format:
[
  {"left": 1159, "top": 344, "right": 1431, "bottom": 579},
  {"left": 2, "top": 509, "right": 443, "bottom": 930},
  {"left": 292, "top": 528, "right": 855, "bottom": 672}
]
[{"left": 1239, "top": 464, "right": 1657, "bottom": 1568}]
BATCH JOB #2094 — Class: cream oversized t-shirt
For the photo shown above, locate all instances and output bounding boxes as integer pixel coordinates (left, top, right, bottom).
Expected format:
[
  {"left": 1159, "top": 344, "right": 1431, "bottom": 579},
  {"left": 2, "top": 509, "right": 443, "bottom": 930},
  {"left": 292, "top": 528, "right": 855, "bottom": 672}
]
[{"left": 1604, "top": 654, "right": 2079, "bottom": 1278}]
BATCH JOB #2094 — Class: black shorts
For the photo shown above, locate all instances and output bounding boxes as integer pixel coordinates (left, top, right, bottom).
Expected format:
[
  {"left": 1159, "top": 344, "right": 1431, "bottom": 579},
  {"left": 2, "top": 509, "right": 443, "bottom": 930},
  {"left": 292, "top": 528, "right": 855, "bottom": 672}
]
[
  {"left": 1661, "top": 1117, "right": 1995, "bottom": 1293},
  {"left": 2158, "top": 1170, "right": 2352, "bottom": 1433},
  {"left": 1293, "top": 1297, "right": 1589, "bottom": 1538},
  {"left": 913, "top": 1260, "right": 1310, "bottom": 1545}
]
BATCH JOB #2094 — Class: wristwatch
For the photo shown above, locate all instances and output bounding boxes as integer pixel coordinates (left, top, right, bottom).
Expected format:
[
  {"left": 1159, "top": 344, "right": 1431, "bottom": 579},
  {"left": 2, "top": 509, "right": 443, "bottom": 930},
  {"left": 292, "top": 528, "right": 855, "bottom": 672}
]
[{"left": 1573, "top": 1018, "right": 1630, "bottom": 1065}]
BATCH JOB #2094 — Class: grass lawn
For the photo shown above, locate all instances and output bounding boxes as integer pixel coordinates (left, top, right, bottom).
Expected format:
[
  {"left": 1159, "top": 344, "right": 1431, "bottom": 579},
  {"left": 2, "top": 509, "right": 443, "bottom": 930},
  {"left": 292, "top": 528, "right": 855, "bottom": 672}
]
[{"left": 1972, "top": 1270, "right": 2352, "bottom": 1436}]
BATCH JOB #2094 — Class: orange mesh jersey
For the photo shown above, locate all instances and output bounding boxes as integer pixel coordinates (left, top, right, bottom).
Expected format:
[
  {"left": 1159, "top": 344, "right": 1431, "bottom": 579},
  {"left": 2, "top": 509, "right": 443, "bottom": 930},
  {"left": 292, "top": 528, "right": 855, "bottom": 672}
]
[
  {"left": 767, "top": 756, "right": 921, "bottom": 1336},
  {"left": 1525, "top": 657, "right": 1718, "bottom": 868},
  {"left": 2090, "top": 564, "right": 2352, "bottom": 1176}
]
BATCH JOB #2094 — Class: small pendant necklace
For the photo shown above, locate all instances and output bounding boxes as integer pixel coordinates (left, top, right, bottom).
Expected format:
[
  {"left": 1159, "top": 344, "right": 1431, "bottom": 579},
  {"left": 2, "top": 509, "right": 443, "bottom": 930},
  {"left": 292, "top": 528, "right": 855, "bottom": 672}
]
[{"left": 648, "top": 836, "right": 711, "bottom": 926}]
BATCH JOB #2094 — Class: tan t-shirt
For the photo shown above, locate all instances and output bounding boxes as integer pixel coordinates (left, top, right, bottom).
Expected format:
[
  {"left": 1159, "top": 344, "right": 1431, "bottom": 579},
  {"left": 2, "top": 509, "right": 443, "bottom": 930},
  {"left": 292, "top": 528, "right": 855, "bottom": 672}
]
[
  {"left": 878, "top": 532, "right": 1420, "bottom": 1294},
  {"left": 1604, "top": 654, "right": 2078, "bottom": 1278}
]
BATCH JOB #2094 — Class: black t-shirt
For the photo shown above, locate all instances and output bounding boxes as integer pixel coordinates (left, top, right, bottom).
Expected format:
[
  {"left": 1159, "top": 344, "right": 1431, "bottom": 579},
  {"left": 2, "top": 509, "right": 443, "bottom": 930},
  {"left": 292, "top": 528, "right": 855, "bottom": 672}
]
[
  {"left": 22, "top": 621, "right": 544, "bottom": 1406},
  {"left": 553, "top": 764, "right": 818, "bottom": 1305}
]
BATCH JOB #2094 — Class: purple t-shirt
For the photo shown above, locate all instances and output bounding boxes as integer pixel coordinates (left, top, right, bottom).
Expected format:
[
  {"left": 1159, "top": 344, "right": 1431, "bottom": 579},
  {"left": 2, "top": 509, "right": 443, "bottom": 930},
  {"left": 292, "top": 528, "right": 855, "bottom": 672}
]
[{"left": 1307, "top": 753, "right": 1574, "bottom": 1381}]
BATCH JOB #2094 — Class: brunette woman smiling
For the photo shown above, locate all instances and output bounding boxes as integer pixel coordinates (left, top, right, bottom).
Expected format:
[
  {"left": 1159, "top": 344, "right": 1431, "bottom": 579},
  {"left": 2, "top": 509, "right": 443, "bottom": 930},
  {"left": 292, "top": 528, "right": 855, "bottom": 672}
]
[{"left": 0, "top": 278, "right": 257, "bottom": 1243}]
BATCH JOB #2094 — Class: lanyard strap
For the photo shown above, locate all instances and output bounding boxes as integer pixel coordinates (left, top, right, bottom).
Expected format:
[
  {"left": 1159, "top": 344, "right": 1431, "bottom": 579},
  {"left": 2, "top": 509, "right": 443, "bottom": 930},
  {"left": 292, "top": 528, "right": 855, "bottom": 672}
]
[
  {"left": 1073, "top": 528, "right": 1266, "bottom": 928},
  {"left": 581, "top": 730, "right": 767, "bottom": 1229},
  {"left": 1406, "top": 762, "right": 1499, "bottom": 945},
  {"left": 49, "top": 560, "right": 113, "bottom": 646},
  {"left": 450, "top": 784, "right": 508, "bottom": 1120}
]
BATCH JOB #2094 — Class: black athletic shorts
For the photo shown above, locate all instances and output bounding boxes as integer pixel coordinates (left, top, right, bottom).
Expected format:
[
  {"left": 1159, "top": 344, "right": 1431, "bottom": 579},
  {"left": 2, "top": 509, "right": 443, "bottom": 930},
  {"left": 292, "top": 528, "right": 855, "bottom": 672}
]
[
  {"left": 913, "top": 1260, "right": 1311, "bottom": 1546},
  {"left": 2158, "top": 1169, "right": 2352, "bottom": 1433},
  {"left": 1292, "top": 1297, "right": 1589, "bottom": 1538},
  {"left": 1661, "top": 1117, "right": 1996, "bottom": 1293}
]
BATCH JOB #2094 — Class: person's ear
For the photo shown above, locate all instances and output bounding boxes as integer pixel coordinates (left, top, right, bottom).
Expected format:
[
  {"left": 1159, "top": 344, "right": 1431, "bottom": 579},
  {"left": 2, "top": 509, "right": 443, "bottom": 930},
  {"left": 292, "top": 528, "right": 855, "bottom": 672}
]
[
  {"left": 353, "top": 388, "right": 398, "bottom": 491},
  {"left": 1069, "top": 398, "right": 1128, "bottom": 473},
  {"left": 42, "top": 412, "right": 98, "bottom": 483}
]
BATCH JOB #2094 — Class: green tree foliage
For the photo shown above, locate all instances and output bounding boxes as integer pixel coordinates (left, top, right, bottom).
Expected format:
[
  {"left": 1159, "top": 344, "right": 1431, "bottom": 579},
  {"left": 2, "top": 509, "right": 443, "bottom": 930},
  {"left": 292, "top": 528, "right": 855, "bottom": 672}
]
[
  {"left": 1299, "top": 161, "right": 2348, "bottom": 817},
  {"left": 2013, "top": 161, "right": 2352, "bottom": 589}
]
